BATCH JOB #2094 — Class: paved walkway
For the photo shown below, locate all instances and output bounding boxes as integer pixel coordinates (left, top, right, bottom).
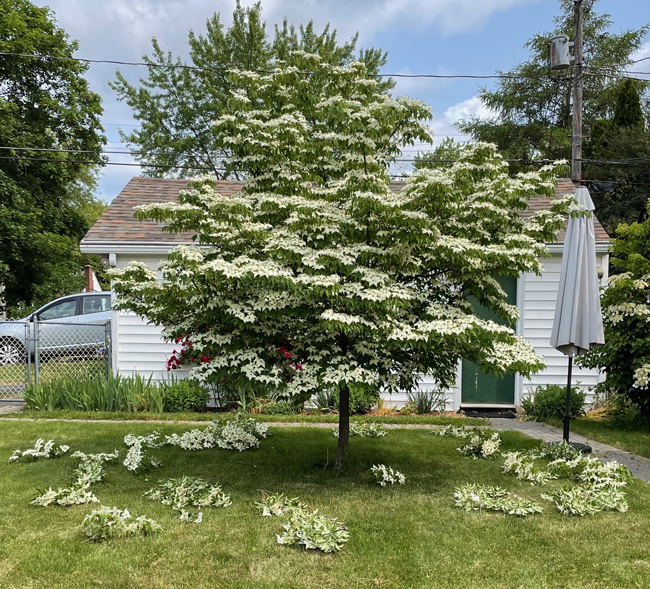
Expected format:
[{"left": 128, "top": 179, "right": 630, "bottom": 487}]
[
  {"left": 0, "top": 401, "right": 25, "bottom": 415},
  {"left": 490, "top": 418, "right": 650, "bottom": 482}
]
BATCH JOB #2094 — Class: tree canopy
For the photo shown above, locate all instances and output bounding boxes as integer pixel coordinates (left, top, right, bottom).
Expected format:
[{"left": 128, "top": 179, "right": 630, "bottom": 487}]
[
  {"left": 456, "top": 0, "right": 649, "bottom": 168},
  {"left": 111, "top": 55, "right": 571, "bottom": 468},
  {"left": 0, "top": 0, "right": 106, "bottom": 313},
  {"left": 110, "top": 1, "right": 392, "bottom": 180}
]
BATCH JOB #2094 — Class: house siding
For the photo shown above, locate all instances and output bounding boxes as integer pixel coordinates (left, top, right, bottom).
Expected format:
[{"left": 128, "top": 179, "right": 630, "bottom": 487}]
[{"left": 109, "top": 251, "right": 608, "bottom": 409}]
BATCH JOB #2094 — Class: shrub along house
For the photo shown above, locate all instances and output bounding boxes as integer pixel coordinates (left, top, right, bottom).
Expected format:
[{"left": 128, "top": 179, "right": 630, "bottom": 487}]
[{"left": 80, "top": 177, "right": 611, "bottom": 412}]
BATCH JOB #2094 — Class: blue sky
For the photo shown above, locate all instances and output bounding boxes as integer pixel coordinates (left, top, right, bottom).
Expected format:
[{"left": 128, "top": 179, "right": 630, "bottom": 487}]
[{"left": 33, "top": 0, "right": 650, "bottom": 202}]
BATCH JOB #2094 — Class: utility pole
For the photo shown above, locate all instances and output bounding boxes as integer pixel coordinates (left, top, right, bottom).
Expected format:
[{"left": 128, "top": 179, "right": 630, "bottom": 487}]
[{"left": 571, "top": 0, "right": 584, "bottom": 181}]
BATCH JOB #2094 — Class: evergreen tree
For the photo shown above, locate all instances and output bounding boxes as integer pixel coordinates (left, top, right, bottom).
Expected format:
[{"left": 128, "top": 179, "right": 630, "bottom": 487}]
[{"left": 457, "top": 0, "right": 649, "bottom": 171}]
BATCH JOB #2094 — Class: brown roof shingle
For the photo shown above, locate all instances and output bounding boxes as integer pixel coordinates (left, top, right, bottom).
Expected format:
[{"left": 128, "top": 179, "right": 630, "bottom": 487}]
[{"left": 81, "top": 176, "right": 610, "bottom": 247}]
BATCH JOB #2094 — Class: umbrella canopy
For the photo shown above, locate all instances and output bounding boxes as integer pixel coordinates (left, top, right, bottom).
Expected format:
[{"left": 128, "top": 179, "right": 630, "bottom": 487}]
[{"left": 550, "top": 186, "right": 605, "bottom": 357}]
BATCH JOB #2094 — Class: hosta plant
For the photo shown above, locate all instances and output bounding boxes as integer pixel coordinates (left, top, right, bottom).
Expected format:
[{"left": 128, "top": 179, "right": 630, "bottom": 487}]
[
  {"left": 501, "top": 451, "right": 556, "bottom": 485},
  {"left": 123, "top": 433, "right": 164, "bottom": 474},
  {"left": 82, "top": 506, "right": 161, "bottom": 541},
  {"left": 541, "top": 485, "right": 629, "bottom": 516},
  {"left": 256, "top": 492, "right": 307, "bottom": 517},
  {"left": 454, "top": 484, "right": 543, "bottom": 517},
  {"left": 458, "top": 432, "right": 502, "bottom": 460},
  {"left": 276, "top": 509, "right": 350, "bottom": 553},
  {"left": 8, "top": 439, "right": 69, "bottom": 463},
  {"left": 371, "top": 464, "right": 406, "bottom": 487},
  {"left": 144, "top": 476, "right": 231, "bottom": 523}
]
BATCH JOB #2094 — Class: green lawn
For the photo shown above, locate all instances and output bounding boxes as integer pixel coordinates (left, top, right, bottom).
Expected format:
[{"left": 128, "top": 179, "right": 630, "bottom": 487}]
[
  {"left": 0, "top": 360, "right": 106, "bottom": 386},
  {"left": 1, "top": 422, "right": 649, "bottom": 588},
  {"left": 548, "top": 417, "right": 650, "bottom": 459}
]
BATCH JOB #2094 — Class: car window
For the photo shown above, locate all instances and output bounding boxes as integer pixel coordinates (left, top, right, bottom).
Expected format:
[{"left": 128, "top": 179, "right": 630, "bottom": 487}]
[
  {"left": 82, "top": 295, "right": 111, "bottom": 315},
  {"left": 38, "top": 299, "right": 78, "bottom": 321}
]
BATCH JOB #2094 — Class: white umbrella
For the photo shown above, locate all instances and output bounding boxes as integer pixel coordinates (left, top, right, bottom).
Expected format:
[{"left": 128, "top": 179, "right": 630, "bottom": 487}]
[{"left": 550, "top": 186, "right": 605, "bottom": 442}]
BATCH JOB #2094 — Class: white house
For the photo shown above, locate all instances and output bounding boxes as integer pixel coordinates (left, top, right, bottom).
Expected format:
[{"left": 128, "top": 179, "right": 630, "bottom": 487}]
[{"left": 80, "top": 177, "right": 611, "bottom": 411}]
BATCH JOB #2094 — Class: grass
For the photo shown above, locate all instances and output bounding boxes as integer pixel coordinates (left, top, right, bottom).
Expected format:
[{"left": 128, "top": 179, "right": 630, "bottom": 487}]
[
  {"left": 1, "top": 408, "right": 484, "bottom": 426},
  {"left": 546, "top": 417, "right": 650, "bottom": 458},
  {"left": 0, "top": 360, "right": 106, "bottom": 385},
  {"left": 1, "top": 421, "right": 650, "bottom": 588}
]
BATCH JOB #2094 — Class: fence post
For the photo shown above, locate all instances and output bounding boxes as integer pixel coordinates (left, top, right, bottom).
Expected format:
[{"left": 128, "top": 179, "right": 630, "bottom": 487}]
[
  {"left": 25, "top": 320, "right": 31, "bottom": 386},
  {"left": 33, "top": 316, "right": 40, "bottom": 386},
  {"left": 104, "top": 320, "right": 112, "bottom": 375}
]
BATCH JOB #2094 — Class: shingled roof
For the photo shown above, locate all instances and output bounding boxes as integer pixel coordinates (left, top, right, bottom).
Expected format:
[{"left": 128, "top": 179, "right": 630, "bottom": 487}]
[{"left": 81, "top": 176, "right": 610, "bottom": 249}]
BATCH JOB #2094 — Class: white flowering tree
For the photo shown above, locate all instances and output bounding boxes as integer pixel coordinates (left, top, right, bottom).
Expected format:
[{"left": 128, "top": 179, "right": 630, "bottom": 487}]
[{"left": 111, "top": 54, "right": 570, "bottom": 469}]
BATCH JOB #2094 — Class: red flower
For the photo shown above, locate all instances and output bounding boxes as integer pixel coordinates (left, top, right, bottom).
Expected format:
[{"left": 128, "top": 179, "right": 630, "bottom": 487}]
[{"left": 295, "top": 364, "right": 303, "bottom": 371}]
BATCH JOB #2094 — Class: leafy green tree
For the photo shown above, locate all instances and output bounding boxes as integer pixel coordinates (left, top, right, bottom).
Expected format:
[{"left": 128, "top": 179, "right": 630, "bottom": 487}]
[
  {"left": 584, "top": 79, "right": 649, "bottom": 233},
  {"left": 110, "top": 1, "right": 392, "bottom": 179},
  {"left": 579, "top": 201, "right": 650, "bottom": 419},
  {"left": 457, "top": 0, "right": 649, "bottom": 170},
  {"left": 0, "top": 0, "right": 106, "bottom": 312},
  {"left": 111, "top": 56, "right": 570, "bottom": 469},
  {"left": 413, "top": 138, "right": 470, "bottom": 170}
]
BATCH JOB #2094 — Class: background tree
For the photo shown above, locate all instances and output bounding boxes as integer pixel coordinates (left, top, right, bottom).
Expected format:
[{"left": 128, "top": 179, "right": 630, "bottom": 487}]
[
  {"left": 583, "top": 79, "right": 649, "bottom": 234},
  {"left": 456, "top": 0, "right": 649, "bottom": 175},
  {"left": 111, "top": 56, "right": 570, "bottom": 469},
  {"left": 110, "top": 1, "right": 392, "bottom": 180},
  {"left": 579, "top": 201, "right": 650, "bottom": 420},
  {"left": 413, "top": 138, "right": 469, "bottom": 170},
  {"left": 0, "top": 0, "right": 106, "bottom": 314}
]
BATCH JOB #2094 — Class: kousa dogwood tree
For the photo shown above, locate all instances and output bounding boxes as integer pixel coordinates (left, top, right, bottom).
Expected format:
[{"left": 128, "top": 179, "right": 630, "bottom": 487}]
[{"left": 111, "top": 54, "right": 570, "bottom": 469}]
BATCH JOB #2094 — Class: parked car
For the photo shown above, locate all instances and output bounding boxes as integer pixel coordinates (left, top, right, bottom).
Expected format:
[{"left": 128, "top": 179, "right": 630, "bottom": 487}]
[{"left": 0, "top": 293, "right": 112, "bottom": 365}]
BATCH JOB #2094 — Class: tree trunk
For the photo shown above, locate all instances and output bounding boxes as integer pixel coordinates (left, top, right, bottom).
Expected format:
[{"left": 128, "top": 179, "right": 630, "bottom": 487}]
[{"left": 335, "top": 383, "right": 350, "bottom": 471}]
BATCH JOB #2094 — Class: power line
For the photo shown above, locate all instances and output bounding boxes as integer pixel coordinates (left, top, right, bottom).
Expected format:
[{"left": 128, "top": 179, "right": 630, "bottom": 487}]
[{"left": 0, "top": 51, "right": 561, "bottom": 81}]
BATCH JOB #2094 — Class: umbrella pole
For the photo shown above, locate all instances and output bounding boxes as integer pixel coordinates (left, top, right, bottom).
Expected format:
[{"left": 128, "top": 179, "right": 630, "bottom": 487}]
[{"left": 563, "top": 356, "right": 573, "bottom": 443}]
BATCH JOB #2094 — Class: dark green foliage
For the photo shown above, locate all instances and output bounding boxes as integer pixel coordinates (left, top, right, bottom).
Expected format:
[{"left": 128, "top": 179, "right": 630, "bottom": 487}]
[
  {"left": 334, "top": 384, "right": 380, "bottom": 415},
  {"left": 522, "top": 384, "right": 585, "bottom": 420},
  {"left": 163, "top": 380, "right": 210, "bottom": 413},
  {"left": 22, "top": 374, "right": 166, "bottom": 412},
  {"left": 458, "top": 0, "right": 649, "bottom": 176},
  {"left": 110, "top": 1, "right": 391, "bottom": 179},
  {"left": 584, "top": 80, "right": 649, "bottom": 233},
  {"left": 0, "top": 0, "right": 106, "bottom": 312},
  {"left": 579, "top": 204, "right": 650, "bottom": 418},
  {"left": 406, "top": 390, "right": 447, "bottom": 414},
  {"left": 612, "top": 79, "right": 645, "bottom": 129}
]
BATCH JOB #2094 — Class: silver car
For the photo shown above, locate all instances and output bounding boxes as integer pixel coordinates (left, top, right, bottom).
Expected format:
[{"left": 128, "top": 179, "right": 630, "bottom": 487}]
[{"left": 0, "top": 293, "right": 112, "bottom": 365}]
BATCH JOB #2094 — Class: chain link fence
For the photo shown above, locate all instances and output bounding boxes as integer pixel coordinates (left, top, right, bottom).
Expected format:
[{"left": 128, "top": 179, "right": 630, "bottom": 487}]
[{"left": 0, "top": 319, "right": 111, "bottom": 400}]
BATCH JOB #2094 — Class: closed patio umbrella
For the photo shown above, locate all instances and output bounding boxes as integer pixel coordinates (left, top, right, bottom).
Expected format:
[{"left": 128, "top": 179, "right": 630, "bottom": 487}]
[{"left": 550, "top": 186, "right": 605, "bottom": 442}]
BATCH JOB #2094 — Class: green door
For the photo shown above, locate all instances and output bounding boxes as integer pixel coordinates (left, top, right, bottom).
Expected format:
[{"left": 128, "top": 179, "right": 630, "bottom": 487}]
[{"left": 461, "top": 276, "right": 517, "bottom": 405}]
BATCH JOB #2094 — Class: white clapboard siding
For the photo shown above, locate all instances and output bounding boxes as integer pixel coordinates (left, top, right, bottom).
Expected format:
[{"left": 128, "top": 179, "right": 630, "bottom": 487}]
[
  {"left": 519, "top": 254, "right": 607, "bottom": 406},
  {"left": 111, "top": 251, "right": 607, "bottom": 409}
]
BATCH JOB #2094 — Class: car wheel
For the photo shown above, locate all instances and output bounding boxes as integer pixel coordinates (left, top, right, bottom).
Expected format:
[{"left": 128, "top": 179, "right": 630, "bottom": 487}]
[{"left": 0, "top": 337, "right": 25, "bottom": 366}]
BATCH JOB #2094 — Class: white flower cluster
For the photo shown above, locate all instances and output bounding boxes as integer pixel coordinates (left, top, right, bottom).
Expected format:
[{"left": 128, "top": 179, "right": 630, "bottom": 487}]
[
  {"left": 144, "top": 476, "right": 231, "bottom": 524},
  {"left": 123, "top": 433, "right": 164, "bottom": 474},
  {"left": 454, "top": 484, "right": 543, "bottom": 517},
  {"left": 633, "top": 364, "right": 650, "bottom": 388},
  {"left": 371, "top": 464, "right": 406, "bottom": 487},
  {"left": 332, "top": 422, "right": 387, "bottom": 438},
  {"left": 31, "top": 450, "right": 119, "bottom": 507},
  {"left": 256, "top": 491, "right": 349, "bottom": 553},
  {"left": 8, "top": 438, "right": 70, "bottom": 463},
  {"left": 501, "top": 451, "right": 555, "bottom": 485},
  {"left": 458, "top": 432, "right": 502, "bottom": 460},
  {"left": 82, "top": 506, "right": 161, "bottom": 542},
  {"left": 156, "top": 415, "right": 270, "bottom": 453}
]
